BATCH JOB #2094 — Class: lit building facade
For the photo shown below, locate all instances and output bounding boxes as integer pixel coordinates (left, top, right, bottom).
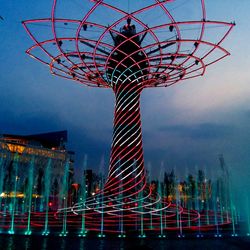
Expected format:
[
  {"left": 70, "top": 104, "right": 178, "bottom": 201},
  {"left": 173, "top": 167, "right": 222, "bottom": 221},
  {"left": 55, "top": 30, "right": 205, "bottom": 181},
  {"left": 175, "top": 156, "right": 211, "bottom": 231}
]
[{"left": 0, "top": 131, "right": 74, "bottom": 210}]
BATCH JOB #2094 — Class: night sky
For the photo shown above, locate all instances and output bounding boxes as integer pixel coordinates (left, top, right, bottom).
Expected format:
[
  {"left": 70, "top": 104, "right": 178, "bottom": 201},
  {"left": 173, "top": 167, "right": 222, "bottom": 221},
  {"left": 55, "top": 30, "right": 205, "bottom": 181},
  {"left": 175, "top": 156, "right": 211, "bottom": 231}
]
[{"left": 0, "top": 0, "right": 249, "bottom": 199}]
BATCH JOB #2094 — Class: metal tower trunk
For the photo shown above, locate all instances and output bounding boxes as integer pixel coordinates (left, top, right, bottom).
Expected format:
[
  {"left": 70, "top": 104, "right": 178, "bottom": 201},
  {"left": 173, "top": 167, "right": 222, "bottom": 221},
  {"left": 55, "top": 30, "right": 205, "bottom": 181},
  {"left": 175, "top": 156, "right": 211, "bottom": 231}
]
[{"left": 105, "top": 84, "right": 146, "bottom": 197}]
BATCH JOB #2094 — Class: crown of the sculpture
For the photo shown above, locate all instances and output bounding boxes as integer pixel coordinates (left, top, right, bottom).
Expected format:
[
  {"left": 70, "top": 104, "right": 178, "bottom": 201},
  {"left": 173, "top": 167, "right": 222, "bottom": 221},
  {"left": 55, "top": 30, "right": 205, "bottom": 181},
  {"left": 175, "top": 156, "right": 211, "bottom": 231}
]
[{"left": 23, "top": 0, "right": 235, "bottom": 90}]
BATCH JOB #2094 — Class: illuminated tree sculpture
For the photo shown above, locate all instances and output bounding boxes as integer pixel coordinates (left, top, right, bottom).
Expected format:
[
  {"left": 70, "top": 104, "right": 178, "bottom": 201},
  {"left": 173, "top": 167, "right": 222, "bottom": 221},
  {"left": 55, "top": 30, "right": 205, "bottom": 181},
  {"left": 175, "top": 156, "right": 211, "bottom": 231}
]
[{"left": 23, "top": 0, "right": 234, "bottom": 231}]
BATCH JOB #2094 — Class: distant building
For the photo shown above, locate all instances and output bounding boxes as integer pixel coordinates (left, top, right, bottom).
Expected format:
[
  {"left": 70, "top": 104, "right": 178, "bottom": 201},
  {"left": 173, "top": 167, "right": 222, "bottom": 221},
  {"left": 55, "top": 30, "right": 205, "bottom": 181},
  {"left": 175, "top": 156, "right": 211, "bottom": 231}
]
[
  {"left": 83, "top": 169, "right": 103, "bottom": 197},
  {"left": 84, "top": 169, "right": 93, "bottom": 197}
]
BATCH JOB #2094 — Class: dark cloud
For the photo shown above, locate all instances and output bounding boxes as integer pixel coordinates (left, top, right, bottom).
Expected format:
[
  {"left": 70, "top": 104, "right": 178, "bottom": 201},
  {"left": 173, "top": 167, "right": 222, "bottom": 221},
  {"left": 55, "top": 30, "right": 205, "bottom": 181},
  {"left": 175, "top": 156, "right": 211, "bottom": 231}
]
[
  {"left": 0, "top": 111, "right": 61, "bottom": 134},
  {"left": 68, "top": 128, "right": 111, "bottom": 171},
  {"left": 159, "top": 123, "right": 233, "bottom": 140},
  {"left": 246, "top": 110, "right": 250, "bottom": 118}
]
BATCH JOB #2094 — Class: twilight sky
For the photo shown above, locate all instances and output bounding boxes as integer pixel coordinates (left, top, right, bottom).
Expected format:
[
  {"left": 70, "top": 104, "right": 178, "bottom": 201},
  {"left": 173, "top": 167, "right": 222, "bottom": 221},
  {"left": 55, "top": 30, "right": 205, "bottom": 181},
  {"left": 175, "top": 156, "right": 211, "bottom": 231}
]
[{"left": 0, "top": 1, "right": 249, "bottom": 195}]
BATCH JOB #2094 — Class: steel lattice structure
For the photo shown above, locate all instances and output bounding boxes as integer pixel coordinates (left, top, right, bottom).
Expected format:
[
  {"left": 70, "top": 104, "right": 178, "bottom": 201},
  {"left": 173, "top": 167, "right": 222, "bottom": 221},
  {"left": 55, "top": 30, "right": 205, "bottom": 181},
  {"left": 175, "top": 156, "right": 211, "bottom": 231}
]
[{"left": 23, "top": 0, "right": 234, "bottom": 233}]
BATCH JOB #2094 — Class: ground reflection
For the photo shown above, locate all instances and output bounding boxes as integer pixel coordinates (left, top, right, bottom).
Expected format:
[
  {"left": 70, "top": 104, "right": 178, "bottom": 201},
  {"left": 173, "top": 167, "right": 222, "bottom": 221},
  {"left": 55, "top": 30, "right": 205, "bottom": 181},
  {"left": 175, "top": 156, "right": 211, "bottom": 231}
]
[{"left": 0, "top": 235, "right": 250, "bottom": 250}]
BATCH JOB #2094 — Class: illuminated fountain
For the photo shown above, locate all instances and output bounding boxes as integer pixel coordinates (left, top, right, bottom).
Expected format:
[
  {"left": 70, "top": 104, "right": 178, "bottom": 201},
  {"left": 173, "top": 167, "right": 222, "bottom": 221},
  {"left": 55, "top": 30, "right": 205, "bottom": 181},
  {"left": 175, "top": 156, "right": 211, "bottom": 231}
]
[
  {"left": 0, "top": 0, "right": 238, "bottom": 237},
  {"left": 0, "top": 148, "right": 243, "bottom": 237}
]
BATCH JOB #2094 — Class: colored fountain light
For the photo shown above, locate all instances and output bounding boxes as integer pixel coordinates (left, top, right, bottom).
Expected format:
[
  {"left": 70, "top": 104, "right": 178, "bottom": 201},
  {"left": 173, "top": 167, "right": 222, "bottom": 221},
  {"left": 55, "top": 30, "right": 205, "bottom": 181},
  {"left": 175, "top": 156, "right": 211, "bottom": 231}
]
[{"left": 22, "top": 0, "right": 235, "bottom": 235}]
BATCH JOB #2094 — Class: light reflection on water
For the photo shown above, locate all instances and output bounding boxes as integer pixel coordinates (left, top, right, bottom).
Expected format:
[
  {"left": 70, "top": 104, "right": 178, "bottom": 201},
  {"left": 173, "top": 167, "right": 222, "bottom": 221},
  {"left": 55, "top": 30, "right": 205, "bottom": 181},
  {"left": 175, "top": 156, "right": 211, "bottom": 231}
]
[
  {"left": 6, "top": 236, "right": 13, "bottom": 250},
  {"left": 0, "top": 235, "right": 250, "bottom": 250},
  {"left": 41, "top": 238, "right": 48, "bottom": 250},
  {"left": 79, "top": 239, "right": 85, "bottom": 250},
  {"left": 0, "top": 236, "right": 154, "bottom": 250},
  {"left": 59, "top": 238, "right": 65, "bottom": 250},
  {"left": 24, "top": 237, "right": 31, "bottom": 250}
]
